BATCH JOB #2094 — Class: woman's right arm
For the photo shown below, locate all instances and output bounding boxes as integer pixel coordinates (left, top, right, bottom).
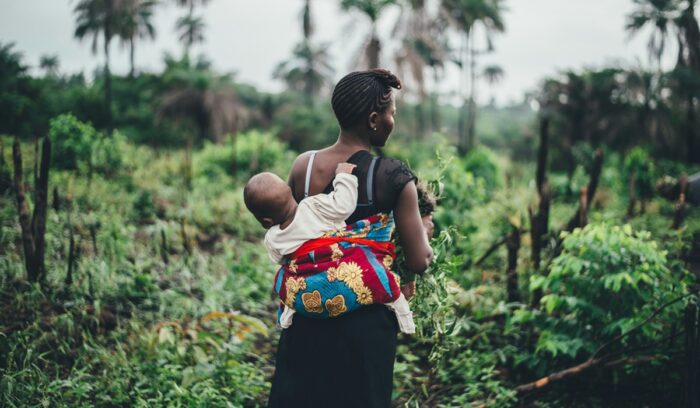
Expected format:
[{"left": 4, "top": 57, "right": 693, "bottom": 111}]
[{"left": 394, "top": 181, "right": 433, "bottom": 274}]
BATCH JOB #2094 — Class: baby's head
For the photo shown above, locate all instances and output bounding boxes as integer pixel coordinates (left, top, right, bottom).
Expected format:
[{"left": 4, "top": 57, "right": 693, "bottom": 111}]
[{"left": 244, "top": 172, "right": 296, "bottom": 229}]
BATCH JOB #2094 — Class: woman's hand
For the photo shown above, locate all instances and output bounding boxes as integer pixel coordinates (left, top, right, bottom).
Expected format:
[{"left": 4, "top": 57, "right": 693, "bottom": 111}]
[{"left": 401, "top": 281, "right": 416, "bottom": 300}]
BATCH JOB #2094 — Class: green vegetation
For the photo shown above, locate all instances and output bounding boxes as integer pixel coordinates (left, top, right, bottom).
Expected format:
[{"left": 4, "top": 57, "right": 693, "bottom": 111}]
[{"left": 2, "top": 0, "right": 700, "bottom": 406}]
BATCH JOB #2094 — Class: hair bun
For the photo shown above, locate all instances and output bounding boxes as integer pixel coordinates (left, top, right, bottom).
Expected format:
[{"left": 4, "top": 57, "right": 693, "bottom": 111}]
[{"left": 369, "top": 68, "right": 402, "bottom": 90}]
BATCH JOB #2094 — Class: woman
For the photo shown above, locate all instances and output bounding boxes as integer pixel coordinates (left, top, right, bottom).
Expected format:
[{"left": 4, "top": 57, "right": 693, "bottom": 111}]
[{"left": 268, "top": 69, "right": 433, "bottom": 408}]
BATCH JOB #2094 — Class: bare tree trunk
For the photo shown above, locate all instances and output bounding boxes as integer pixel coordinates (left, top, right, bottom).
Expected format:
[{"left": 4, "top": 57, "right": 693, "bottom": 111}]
[
  {"left": 627, "top": 170, "right": 637, "bottom": 218},
  {"left": 673, "top": 174, "right": 689, "bottom": 230},
  {"left": 13, "top": 138, "right": 37, "bottom": 280},
  {"left": 104, "top": 11, "right": 113, "bottom": 133},
  {"left": 12, "top": 137, "right": 50, "bottom": 283},
  {"left": 457, "top": 33, "right": 468, "bottom": 156},
  {"left": 531, "top": 117, "right": 551, "bottom": 307},
  {"left": 66, "top": 225, "right": 76, "bottom": 286},
  {"left": 32, "top": 137, "right": 51, "bottom": 283},
  {"left": 367, "top": 28, "right": 380, "bottom": 68},
  {"left": 466, "top": 32, "right": 477, "bottom": 150},
  {"left": 536, "top": 117, "right": 549, "bottom": 194},
  {"left": 52, "top": 186, "right": 60, "bottom": 211},
  {"left": 529, "top": 181, "right": 550, "bottom": 308},
  {"left": 129, "top": 36, "right": 136, "bottom": 78},
  {"left": 229, "top": 132, "right": 239, "bottom": 177},
  {"left": 565, "top": 149, "right": 603, "bottom": 232},
  {"left": 578, "top": 186, "right": 589, "bottom": 228},
  {"left": 687, "top": 94, "right": 697, "bottom": 164},
  {"left": 505, "top": 224, "right": 521, "bottom": 303},
  {"left": 160, "top": 228, "right": 169, "bottom": 265}
]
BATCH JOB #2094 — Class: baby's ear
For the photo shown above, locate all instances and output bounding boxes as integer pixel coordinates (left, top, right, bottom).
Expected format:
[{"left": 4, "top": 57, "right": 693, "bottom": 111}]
[{"left": 261, "top": 217, "right": 275, "bottom": 229}]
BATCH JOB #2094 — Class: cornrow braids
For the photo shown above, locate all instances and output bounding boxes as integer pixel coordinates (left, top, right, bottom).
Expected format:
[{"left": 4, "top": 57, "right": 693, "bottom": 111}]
[{"left": 331, "top": 69, "right": 402, "bottom": 129}]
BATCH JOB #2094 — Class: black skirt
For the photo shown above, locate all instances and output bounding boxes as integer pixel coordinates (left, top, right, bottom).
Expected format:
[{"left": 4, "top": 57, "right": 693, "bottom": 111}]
[{"left": 268, "top": 304, "right": 399, "bottom": 408}]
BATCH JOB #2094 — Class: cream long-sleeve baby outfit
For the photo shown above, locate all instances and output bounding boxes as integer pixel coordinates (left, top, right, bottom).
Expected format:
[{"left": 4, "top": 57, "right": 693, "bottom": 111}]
[{"left": 264, "top": 172, "right": 415, "bottom": 334}]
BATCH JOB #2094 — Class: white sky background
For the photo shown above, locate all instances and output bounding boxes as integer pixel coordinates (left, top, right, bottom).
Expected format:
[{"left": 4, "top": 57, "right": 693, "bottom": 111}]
[{"left": 0, "top": 0, "right": 682, "bottom": 106}]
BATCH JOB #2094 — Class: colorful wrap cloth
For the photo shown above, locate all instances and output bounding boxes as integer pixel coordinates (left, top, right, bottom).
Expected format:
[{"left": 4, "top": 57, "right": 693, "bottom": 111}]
[{"left": 273, "top": 213, "right": 402, "bottom": 319}]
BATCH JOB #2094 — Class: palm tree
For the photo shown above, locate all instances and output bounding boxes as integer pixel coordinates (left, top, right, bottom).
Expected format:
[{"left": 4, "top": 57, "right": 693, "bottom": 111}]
[
  {"left": 275, "top": 0, "right": 334, "bottom": 102},
  {"left": 482, "top": 64, "right": 504, "bottom": 105},
  {"left": 273, "top": 42, "right": 334, "bottom": 101},
  {"left": 74, "top": 0, "right": 120, "bottom": 131},
  {"left": 340, "top": 0, "right": 398, "bottom": 68},
  {"left": 675, "top": 0, "right": 700, "bottom": 71},
  {"left": 175, "top": 14, "right": 205, "bottom": 59},
  {"left": 173, "top": 0, "right": 209, "bottom": 59},
  {"left": 626, "top": 0, "right": 683, "bottom": 70},
  {"left": 39, "top": 54, "right": 60, "bottom": 77},
  {"left": 118, "top": 0, "right": 158, "bottom": 77},
  {"left": 158, "top": 55, "right": 244, "bottom": 143},
  {"left": 392, "top": 0, "right": 449, "bottom": 134},
  {"left": 627, "top": 0, "right": 700, "bottom": 163},
  {"left": 441, "top": 0, "right": 505, "bottom": 154}
]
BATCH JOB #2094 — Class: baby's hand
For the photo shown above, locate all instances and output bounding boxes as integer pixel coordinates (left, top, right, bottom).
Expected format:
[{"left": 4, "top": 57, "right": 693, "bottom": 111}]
[{"left": 336, "top": 162, "right": 357, "bottom": 175}]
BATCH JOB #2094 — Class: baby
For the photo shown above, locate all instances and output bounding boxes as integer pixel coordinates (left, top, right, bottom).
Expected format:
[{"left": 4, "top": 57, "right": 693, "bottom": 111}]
[{"left": 243, "top": 163, "right": 415, "bottom": 333}]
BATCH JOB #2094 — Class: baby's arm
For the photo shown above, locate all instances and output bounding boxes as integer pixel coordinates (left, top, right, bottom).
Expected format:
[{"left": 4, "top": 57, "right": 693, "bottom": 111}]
[{"left": 311, "top": 163, "right": 358, "bottom": 222}]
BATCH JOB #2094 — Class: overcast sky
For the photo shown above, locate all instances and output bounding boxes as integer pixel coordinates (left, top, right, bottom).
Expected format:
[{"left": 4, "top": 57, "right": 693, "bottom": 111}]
[{"left": 0, "top": 0, "right": 681, "bottom": 105}]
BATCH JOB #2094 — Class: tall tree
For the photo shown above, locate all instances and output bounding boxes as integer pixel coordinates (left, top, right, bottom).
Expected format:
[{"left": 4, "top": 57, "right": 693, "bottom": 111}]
[
  {"left": 175, "top": 14, "right": 205, "bottom": 59},
  {"left": 441, "top": 0, "right": 505, "bottom": 154},
  {"left": 157, "top": 54, "right": 244, "bottom": 143},
  {"left": 626, "top": 0, "right": 682, "bottom": 70},
  {"left": 482, "top": 64, "right": 504, "bottom": 104},
  {"left": 392, "top": 0, "right": 449, "bottom": 134},
  {"left": 275, "top": 0, "right": 334, "bottom": 102},
  {"left": 118, "top": 0, "right": 158, "bottom": 77},
  {"left": 340, "top": 0, "right": 398, "bottom": 68},
  {"left": 273, "top": 42, "right": 334, "bottom": 101},
  {"left": 39, "top": 54, "right": 60, "bottom": 77},
  {"left": 676, "top": 0, "right": 700, "bottom": 71},
  {"left": 74, "top": 0, "right": 120, "bottom": 131},
  {"left": 173, "top": 0, "right": 209, "bottom": 59},
  {"left": 627, "top": 0, "right": 700, "bottom": 163}
]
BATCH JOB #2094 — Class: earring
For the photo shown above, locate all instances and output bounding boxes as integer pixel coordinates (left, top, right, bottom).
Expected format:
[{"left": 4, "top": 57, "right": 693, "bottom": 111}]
[{"left": 373, "top": 127, "right": 377, "bottom": 131}]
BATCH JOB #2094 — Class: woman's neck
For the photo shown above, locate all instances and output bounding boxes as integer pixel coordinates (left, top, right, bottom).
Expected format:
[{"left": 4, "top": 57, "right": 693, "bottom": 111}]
[{"left": 334, "top": 129, "right": 372, "bottom": 153}]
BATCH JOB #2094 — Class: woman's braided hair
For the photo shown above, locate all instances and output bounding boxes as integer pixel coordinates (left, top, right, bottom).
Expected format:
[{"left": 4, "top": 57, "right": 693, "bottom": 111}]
[{"left": 331, "top": 69, "right": 402, "bottom": 129}]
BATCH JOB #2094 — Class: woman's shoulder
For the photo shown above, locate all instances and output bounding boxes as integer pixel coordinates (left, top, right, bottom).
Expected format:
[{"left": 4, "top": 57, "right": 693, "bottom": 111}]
[
  {"left": 377, "top": 156, "right": 417, "bottom": 191},
  {"left": 289, "top": 150, "right": 316, "bottom": 176}
]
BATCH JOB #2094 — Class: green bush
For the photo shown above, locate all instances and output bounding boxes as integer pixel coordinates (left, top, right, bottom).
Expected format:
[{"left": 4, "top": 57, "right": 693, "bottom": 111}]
[
  {"left": 623, "top": 147, "right": 655, "bottom": 201},
  {"left": 91, "top": 130, "right": 126, "bottom": 177},
  {"left": 195, "top": 129, "right": 294, "bottom": 181},
  {"left": 273, "top": 103, "right": 337, "bottom": 152},
  {"left": 48, "top": 113, "right": 97, "bottom": 171},
  {"left": 524, "top": 223, "right": 687, "bottom": 364},
  {"left": 463, "top": 146, "right": 502, "bottom": 191}
]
